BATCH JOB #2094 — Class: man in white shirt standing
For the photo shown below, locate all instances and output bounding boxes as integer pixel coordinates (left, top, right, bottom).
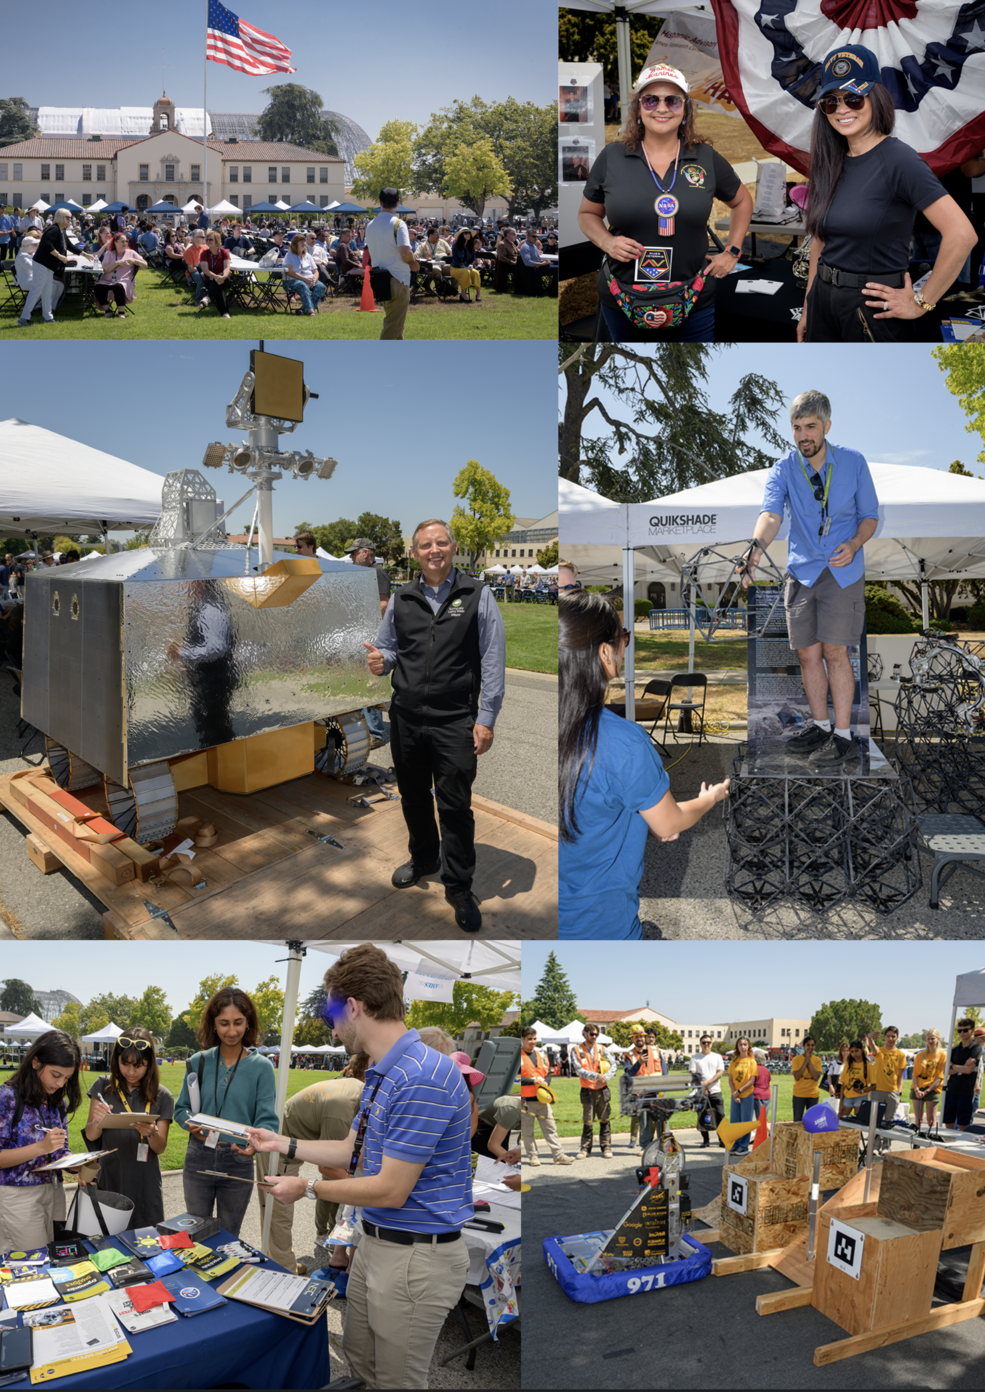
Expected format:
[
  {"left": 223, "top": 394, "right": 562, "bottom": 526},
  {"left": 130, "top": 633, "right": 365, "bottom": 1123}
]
[
  {"left": 366, "top": 187, "right": 419, "bottom": 340},
  {"left": 690, "top": 1035, "right": 726, "bottom": 1149}
]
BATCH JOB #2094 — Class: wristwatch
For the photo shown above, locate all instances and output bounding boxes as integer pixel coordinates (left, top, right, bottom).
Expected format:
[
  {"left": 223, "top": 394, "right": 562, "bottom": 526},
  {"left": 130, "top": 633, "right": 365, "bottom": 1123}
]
[
  {"left": 286, "top": 1138, "right": 298, "bottom": 1161},
  {"left": 304, "top": 1178, "right": 318, "bottom": 1201},
  {"left": 724, "top": 244, "right": 741, "bottom": 258},
  {"left": 914, "top": 287, "right": 936, "bottom": 313}
]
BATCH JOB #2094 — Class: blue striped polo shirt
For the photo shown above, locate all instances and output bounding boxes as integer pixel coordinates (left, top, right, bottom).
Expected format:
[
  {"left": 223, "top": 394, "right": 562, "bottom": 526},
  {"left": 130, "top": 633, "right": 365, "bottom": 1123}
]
[{"left": 360, "top": 1029, "right": 473, "bottom": 1233}]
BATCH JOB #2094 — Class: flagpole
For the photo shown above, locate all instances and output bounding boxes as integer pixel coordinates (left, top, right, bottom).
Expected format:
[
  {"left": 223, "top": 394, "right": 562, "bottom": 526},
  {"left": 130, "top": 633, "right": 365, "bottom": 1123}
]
[{"left": 203, "top": 0, "right": 209, "bottom": 221}]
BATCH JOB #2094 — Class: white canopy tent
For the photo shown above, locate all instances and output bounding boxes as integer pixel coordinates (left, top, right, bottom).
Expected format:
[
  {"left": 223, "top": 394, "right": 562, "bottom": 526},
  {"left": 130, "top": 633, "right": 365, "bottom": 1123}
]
[
  {"left": 0, "top": 419, "right": 164, "bottom": 543},
  {"left": 561, "top": 467, "right": 985, "bottom": 718},
  {"left": 256, "top": 940, "right": 521, "bottom": 1252},
  {"left": 79, "top": 1023, "right": 125, "bottom": 1044},
  {"left": 87, "top": 199, "right": 108, "bottom": 212},
  {"left": 207, "top": 200, "right": 241, "bottom": 217},
  {"left": 554, "top": 1019, "right": 614, "bottom": 1047},
  {"left": 1, "top": 1012, "right": 50, "bottom": 1043}
]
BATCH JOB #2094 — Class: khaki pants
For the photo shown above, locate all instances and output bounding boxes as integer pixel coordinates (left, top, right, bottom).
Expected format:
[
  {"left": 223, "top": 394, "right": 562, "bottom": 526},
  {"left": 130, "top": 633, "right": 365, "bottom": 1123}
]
[
  {"left": 580, "top": 1086, "right": 612, "bottom": 1153},
  {"left": 254, "top": 1155, "right": 337, "bottom": 1270},
  {"left": 380, "top": 277, "right": 411, "bottom": 339},
  {"left": 0, "top": 1182, "right": 66, "bottom": 1250},
  {"left": 521, "top": 1098, "right": 564, "bottom": 1159},
  {"left": 343, "top": 1229, "right": 469, "bottom": 1390}
]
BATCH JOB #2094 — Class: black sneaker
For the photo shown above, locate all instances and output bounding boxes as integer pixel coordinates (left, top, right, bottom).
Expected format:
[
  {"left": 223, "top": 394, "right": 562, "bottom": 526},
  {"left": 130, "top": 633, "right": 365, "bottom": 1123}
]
[
  {"left": 809, "top": 732, "right": 860, "bottom": 768},
  {"left": 785, "top": 724, "right": 831, "bottom": 754},
  {"left": 445, "top": 887, "right": 482, "bottom": 931},
  {"left": 391, "top": 858, "right": 440, "bottom": 889}
]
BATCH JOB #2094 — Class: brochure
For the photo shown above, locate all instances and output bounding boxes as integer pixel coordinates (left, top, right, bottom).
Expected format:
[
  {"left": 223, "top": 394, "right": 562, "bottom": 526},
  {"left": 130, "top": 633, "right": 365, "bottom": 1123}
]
[
  {"left": 160, "top": 1271, "right": 227, "bottom": 1317},
  {"left": 120, "top": 1228, "right": 167, "bottom": 1260},
  {"left": 101, "top": 1288, "right": 177, "bottom": 1336},
  {"left": 28, "top": 1299, "right": 129, "bottom": 1385},
  {"left": 4, "top": 1279, "right": 60, "bottom": 1311},
  {"left": 191, "top": 1250, "right": 239, "bottom": 1283}
]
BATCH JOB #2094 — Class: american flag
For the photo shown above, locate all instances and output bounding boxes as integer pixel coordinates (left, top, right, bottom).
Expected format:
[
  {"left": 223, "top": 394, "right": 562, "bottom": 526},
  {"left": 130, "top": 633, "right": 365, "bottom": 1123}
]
[{"left": 206, "top": 2, "right": 296, "bottom": 76}]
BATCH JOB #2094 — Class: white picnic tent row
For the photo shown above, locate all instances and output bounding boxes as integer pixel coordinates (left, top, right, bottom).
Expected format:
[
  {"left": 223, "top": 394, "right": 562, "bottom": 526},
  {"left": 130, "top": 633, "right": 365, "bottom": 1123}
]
[{"left": 560, "top": 467, "right": 985, "bottom": 719}]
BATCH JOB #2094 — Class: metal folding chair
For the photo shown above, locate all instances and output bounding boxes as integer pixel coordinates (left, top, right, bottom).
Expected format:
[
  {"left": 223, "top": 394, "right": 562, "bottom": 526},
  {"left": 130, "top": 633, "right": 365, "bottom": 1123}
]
[{"left": 662, "top": 672, "right": 709, "bottom": 746}]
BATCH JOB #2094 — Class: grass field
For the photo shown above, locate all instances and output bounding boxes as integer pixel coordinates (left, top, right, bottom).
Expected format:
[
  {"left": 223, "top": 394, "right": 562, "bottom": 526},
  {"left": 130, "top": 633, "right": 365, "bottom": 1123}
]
[
  {"left": 630, "top": 628, "right": 749, "bottom": 672},
  {"left": 499, "top": 601, "right": 558, "bottom": 674},
  {"left": 60, "top": 1065, "right": 347, "bottom": 1173},
  {"left": 2, "top": 264, "right": 557, "bottom": 341}
]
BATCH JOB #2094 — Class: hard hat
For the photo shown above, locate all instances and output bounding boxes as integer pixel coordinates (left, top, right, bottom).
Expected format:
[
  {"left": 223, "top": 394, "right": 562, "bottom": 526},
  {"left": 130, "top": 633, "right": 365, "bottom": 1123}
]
[{"left": 536, "top": 1084, "right": 557, "bottom": 1105}]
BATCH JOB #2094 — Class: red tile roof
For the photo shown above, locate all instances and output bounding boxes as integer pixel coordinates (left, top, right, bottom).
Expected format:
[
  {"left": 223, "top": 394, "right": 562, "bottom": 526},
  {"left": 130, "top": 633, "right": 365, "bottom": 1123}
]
[
  {"left": 0, "top": 139, "right": 134, "bottom": 157},
  {"left": 0, "top": 136, "right": 342, "bottom": 162}
]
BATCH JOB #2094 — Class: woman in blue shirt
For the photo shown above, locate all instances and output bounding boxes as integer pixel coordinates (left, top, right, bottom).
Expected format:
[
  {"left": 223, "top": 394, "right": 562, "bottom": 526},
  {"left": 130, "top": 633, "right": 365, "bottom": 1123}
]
[{"left": 559, "top": 592, "right": 729, "bottom": 939}]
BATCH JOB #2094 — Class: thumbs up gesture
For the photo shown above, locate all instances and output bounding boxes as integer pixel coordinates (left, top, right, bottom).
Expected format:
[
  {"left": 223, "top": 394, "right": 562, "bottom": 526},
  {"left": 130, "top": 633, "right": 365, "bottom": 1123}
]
[{"left": 363, "top": 641, "right": 384, "bottom": 676}]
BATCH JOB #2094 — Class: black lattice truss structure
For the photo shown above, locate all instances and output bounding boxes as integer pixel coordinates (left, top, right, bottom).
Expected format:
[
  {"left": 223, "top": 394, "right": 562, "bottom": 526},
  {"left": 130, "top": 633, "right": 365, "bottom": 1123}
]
[
  {"left": 893, "top": 634, "right": 985, "bottom": 812},
  {"left": 724, "top": 747, "right": 923, "bottom": 916},
  {"left": 679, "top": 540, "right": 786, "bottom": 641}
]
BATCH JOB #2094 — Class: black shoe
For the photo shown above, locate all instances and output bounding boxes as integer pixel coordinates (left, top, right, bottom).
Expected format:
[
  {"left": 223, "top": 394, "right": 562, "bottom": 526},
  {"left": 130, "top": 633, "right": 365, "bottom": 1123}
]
[
  {"left": 785, "top": 723, "right": 830, "bottom": 754},
  {"left": 445, "top": 886, "right": 482, "bottom": 931},
  {"left": 700, "top": 1138, "right": 710, "bottom": 1148},
  {"left": 809, "top": 732, "right": 860, "bottom": 768},
  {"left": 391, "top": 858, "right": 440, "bottom": 889}
]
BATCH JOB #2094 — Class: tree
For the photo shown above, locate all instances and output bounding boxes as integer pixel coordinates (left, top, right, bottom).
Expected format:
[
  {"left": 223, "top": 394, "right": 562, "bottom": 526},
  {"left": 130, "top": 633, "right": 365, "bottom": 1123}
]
[
  {"left": 898, "top": 1029, "right": 939, "bottom": 1049},
  {"left": 166, "top": 1015, "right": 197, "bottom": 1051},
  {"left": 51, "top": 1001, "right": 84, "bottom": 1036},
  {"left": 294, "top": 1015, "right": 333, "bottom": 1047},
  {"left": 559, "top": 11, "right": 665, "bottom": 76},
  {"left": 354, "top": 512, "right": 404, "bottom": 566},
  {"left": 128, "top": 986, "right": 171, "bottom": 1041},
  {"left": 125, "top": 533, "right": 150, "bottom": 551},
  {"left": 295, "top": 518, "right": 356, "bottom": 558},
  {"left": 523, "top": 952, "right": 582, "bottom": 1031},
  {"left": 251, "top": 976, "right": 285, "bottom": 1042},
  {"left": 414, "top": 97, "right": 557, "bottom": 219},
  {"left": 537, "top": 540, "right": 559, "bottom": 569},
  {"left": 932, "top": 343, "right": 985, "bottom": 464},
  {"left": 351, "top": 119, "right": 418, "bottom": 201},
  {"left": 890, "top": 461, "right": 982, "bottom": 620},
  {"left": 0, "top": 980, "right": 42, "bottom": 1017},
  {"left": 0, "top": 98, "right": 40, "bottom": 149},
  {"left": 451, "top": 461, "right": 513, "bottom": 569},
  {"left": 181, "top": 975, "right": 238, "bottom": 1034},
  {"left": 257, "top": 84, "right": 340, "bottom": 156},
  {"left": 405, "top": 985, "right": 519, "bottom": 1037},
  {"left": 952, "top": 1007, "right": 983, "bottom": 1044},
  {"left": 83, "top": 994, "right": 139, "bottom": 1033},
  {"left": 441, "top": 137, "right": 512, "bottom": 221},
  {"left": 299, "top": 984, "right": 328, "bottom": 1019},
  {"left": 559, "top": 344, "right": 788, "bottom": 499},
  {"left": 608, "top": 1018, "right": 683, "bottom": 1050},
  {"left": 808, "top": 999, "right": 884, "bottom": 1052}
]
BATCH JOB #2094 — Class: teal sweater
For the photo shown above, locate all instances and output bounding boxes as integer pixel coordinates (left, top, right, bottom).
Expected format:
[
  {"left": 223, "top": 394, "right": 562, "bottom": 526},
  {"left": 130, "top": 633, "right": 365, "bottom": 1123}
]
[{"left": 174, "top": 1048, "right": 278, "bottom": 1138}]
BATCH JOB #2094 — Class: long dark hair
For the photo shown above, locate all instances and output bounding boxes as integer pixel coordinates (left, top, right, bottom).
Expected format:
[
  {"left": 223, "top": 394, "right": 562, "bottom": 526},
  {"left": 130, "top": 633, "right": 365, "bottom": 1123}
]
[
  {"left": 805, "top": 85, "right": 895, "bottom": 238},
  {"left": 559, "top": 591, "right": 623, "bottom": 842},
  {"left": 621, "top": 89, "right": 707, "bottom": 154},
  {"left": 109, "top": 1027, "right": 160, "bottom": 1107},
  {"left": 5, "top": 1030, "right": 82, "bottom": 1116},
  {"left": 197, "top": 987, "right": 262, "bottom": 1049}
]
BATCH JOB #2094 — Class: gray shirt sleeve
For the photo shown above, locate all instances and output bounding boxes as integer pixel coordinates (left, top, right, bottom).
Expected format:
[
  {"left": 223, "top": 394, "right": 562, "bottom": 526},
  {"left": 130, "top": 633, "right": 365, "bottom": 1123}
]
[
  {"left": 374, "top": 594, "right": 398, "bottom": 673},
  {"left": 476, "top": 585, "right": 506, "bottom": 728}
]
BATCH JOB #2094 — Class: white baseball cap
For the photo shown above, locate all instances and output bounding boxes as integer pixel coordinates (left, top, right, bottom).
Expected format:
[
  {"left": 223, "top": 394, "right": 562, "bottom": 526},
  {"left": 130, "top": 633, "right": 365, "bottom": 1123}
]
[{"left": 634, "top": 63, "right": 689, "bottom": 96}]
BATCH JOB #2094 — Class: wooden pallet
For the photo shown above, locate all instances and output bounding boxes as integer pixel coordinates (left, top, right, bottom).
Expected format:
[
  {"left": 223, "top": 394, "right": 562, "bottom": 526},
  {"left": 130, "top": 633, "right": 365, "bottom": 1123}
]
[{"left": 0, "top": 768, "right": 557, "bottom": 940}]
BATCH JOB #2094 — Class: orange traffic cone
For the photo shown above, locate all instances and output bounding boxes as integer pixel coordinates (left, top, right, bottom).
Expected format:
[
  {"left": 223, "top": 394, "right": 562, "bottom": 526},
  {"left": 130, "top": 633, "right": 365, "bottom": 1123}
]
[{"left": 359, "top": 262, "right": 378, "bottom": 313}]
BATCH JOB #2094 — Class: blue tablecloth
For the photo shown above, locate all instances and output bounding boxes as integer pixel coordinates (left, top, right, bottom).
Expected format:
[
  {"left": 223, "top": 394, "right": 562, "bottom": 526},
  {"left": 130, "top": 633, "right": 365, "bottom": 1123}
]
[{"left": 4, "top": 1228, "right": 328, "bottom": 1390}]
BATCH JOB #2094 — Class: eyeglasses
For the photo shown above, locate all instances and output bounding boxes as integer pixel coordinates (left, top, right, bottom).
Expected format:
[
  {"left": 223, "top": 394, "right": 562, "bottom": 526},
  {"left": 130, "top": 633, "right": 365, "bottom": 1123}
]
[
  {"left": 958, "top": 1027, "right": 973, "bottom": 1033},
  {"left": 117, "top": 1037, "right": 152, "bottom": 1052},
  {"left": 640, "top": 94, "right": 684, "bottom": 111},
  {"left": 819, "top": 92, "right": 866, "bottom": 114},
  {"left": 621, "top": 628, "right": 631, "bottom": 644}
]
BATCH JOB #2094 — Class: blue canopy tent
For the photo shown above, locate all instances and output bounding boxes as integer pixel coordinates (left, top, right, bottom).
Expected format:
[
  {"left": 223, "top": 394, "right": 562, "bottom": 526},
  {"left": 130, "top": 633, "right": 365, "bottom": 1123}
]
[
  {"left": 330, "top": 201, "right": 367, "bottom": 214},
  {"left": 247, "top": 201, "right": 291, "bottom": 215},
  {"left": 45, "top": 199, "right": 84, "bottom": 214},
  {"left": 288, "top": 200, "right": 324, "bottom": 215},
  {"left": 145, "top": 199, "right": 182, "bottom": 214}
]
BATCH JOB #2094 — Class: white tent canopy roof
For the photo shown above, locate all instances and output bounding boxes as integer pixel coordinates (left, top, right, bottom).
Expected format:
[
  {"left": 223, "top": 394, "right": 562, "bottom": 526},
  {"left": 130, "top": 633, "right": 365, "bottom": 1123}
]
[
  {"left": 560, "top": 466, "right": 985, "bottom": 584},
  {"left": 80, "top": 1023, "right": 125, "bottom": 1043},
  {"left": 952, "top": 967, "right": 985, "bottom": 1007},
  {"left": 554, "top": 1019, "right": 613, "bottom": 1045},
  {"left": 2, "top": 1012, "right": 50, "bottom": 1036},
  {"left": 207, "top": 200, "right": 240, "bottom": 216},
  {"left": 0, "top": 419, "right": 164, "bottom": 536},
  {"left": 263, "top": 940, "right": 521, "bottom": 992}
]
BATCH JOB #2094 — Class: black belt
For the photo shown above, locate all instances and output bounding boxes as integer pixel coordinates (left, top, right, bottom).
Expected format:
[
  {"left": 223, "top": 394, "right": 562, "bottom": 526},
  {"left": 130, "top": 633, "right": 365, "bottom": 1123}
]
[
  {"left": 362, "top": 1220, "right": 461, "bottom": 1245},
  {"left": 818, "top": 263, "right": 905, "bottom": 290}
]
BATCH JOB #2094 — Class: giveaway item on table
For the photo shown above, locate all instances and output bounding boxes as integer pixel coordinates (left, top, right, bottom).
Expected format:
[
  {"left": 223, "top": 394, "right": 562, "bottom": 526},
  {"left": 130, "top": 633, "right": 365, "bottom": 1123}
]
[
  {"left": 174, "top": 1243, "right": 214, "bottom": 1268},
  {"left": 65, "top": 1186, "right": 134, "bottom": 1237},
  {"left": 216, "top": 1265, "right": 334, "bottom": 1325},
  {"left": 102, "top": 1287, "right": 178, "bottom": 1335},
  {"left": 157, "top": 1213, "right": 221, "bottom": 1243},
  {"left": 3, "top": 1279, "right": 60, "bottom": 1312},
  {"left": 190, "top": 1249, "right": 239, "bottom": 1283},
  {"left": 107, "top": 1258, "right": 153, "bottom": 1290},
  {"left": 28, "top": 1297, "right": 130, "bottom": 1384},
  {"left": 2, "top": 1252, "right": 46, "bottom": 1269},
  {"left": 86, "top": 1248, "right": 133, "bottom": 1274},
  {"left": 144, "top": 1251, "right": 185, "bottom": 1278},
  {"left": 158, "top": 1232, "right": 194, "bottom": 1250},
  {"left": 52, "top": 1263, "right": 111, "bottom": 1304},
  {"left": 120, "top": 1227, "right": 168, "bottom": 1260},
  {"left": 45, "top": 1241, "right": 86, "bottom": 1269},
  {"left": 217, "top": 1240, "right": 265, "bottom": 1265},
  {"left": 126, "top": 1282, "right": 175, "bottom": 1314},
  {"left": 159, "top": 1271, "right": 227, "bottom": 1317}
]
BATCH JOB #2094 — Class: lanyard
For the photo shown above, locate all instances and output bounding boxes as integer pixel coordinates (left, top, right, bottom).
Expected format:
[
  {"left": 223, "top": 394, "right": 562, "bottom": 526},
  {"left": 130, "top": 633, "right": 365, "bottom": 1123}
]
[
  {"left": 641, "top": 139, "right": 680, "bottom": 197},
  {"left": 213, "top": 1045, "right": 245, "bottom": 1120},
  {"left": 797, "top": 447, "right": 834, "bottom": 517},
  {"left": 349, "top": 1074, "right": 385, "bottom": 1177},
  {"left": 112, "top": 1083, "right": 151, "bottom": 1115}
]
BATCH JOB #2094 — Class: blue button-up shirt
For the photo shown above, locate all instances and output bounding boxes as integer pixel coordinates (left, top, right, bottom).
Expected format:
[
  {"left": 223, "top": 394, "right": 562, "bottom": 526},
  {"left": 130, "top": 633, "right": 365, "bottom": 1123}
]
[
  {"left": 761, "top": 442, "right": 879, "bottom": 588},
  {"left": 374, "top": 570, "right": 506, "bottom": 727}
]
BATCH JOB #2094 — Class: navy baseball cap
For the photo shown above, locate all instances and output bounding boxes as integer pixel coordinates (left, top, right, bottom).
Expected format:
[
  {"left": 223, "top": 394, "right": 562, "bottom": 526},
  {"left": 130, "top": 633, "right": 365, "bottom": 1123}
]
[{"left": 816, "top": 45, "right": 882, "bottom": 101}]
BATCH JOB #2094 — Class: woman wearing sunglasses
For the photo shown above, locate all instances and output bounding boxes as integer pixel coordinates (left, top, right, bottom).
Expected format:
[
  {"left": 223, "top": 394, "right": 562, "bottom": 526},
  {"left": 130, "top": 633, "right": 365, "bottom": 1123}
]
[
  {"left": 559, "top": 592, "right": 730, "bottom": 939},
  {"left": 83, "top": 1027, "right": 173, "bottom": 1228},
  {"left": 801, "top": 44, "right": 976, "bottom": 343},
  {"left": 577, "top": 62, "right": 752, "bottom": 343}
]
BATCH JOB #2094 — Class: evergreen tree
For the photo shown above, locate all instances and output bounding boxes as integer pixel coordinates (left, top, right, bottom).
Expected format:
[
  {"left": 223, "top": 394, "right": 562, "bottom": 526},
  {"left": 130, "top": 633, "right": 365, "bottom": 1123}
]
[
  {"left": 524, "top": 952, "right": 583, "bottom": 1031},
  {"left": 257, "top": 84, "right": 339, "bottom": 157},
  {"left": 0, "top": 980, "right": 42, "bottom": 1017},
  {"left": 0, "top": 98, "right": 40, "bottom": 149}
]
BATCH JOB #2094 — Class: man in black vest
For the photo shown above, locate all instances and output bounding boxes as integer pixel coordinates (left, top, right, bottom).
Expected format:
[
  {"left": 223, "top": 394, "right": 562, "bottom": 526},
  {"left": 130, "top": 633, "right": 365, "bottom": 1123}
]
[{"left": 364, "top": 518, "right": 505, "bottom": 931}]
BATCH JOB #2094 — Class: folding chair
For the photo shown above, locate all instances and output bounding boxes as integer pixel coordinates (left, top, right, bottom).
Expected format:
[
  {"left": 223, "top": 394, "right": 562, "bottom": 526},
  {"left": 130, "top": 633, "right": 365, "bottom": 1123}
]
[
  {"left": 0, "top": 264, "right": 27, "bottom": 318},
  {"left": 607, "top": 679, "right": 671, "bottom": 757},
  {"left": 661, "top": 672, "right": 709, "bottom": 747}
]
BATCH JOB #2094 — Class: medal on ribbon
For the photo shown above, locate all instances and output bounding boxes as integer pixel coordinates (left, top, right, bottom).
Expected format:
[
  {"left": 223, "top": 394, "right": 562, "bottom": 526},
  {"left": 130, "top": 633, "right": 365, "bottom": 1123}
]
[{"left": 655, "top": 194, "right": 678, "bottom": 238}]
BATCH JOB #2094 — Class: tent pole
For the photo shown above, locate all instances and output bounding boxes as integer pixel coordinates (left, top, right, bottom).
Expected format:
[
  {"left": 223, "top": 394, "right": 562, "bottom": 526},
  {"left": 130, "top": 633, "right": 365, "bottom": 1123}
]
[
  {"left": 941, "top": 1002, "right": 958, "bottom": 1127},
  {"left": 260, "top": 941, "right": 304, "bottom": 1256},
  {"left": 623, "top": 542, "right": 636, "bottom": 722},
  {"left": 921, "top": 580, "right": 930, "bottom": 631},
  {"left": 616, "top": 4, "right": 633, "bottom": 134}
]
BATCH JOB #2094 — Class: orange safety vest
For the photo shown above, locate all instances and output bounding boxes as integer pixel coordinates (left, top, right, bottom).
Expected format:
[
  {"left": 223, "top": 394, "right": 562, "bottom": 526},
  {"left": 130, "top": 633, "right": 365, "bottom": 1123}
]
[
  {"left": 573, "top": 1043, "right": 608, "bottom": 1090},
  {"left": 630, "top": 1045, "right": 663, "bottom": 1077},
  {"left": 520, "top": 1048, "right": 549, "bottom": 1098}
]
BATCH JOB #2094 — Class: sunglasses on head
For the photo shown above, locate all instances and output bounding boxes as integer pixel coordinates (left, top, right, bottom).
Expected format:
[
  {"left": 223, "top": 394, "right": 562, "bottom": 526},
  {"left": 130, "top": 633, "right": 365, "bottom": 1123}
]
[
  {"left": 117, "top": 1037, "right": 152, "bottom": 1052},
  {"left": 819, "top": 92, "right": 866, "bottom": 114},
  {"left": 640, "top": 94, "right": 683, "bottom": 111}
]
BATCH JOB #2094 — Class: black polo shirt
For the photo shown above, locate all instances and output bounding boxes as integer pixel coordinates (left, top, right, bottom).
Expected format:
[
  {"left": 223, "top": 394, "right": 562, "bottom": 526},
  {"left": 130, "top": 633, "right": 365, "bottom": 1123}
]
[{"left": 584, "top": 140, "right": 740, "bottom": 312}]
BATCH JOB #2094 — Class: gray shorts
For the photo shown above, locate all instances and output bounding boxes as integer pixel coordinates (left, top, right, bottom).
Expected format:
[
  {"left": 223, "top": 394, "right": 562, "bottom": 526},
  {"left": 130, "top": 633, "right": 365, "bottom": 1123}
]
[{"left": 785, "top": 568, "right": 865, "bottom": 650}]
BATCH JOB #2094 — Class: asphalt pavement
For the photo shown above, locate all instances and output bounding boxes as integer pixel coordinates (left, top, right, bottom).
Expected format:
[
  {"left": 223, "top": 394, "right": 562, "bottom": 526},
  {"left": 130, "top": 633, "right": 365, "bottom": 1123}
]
[
  {"left": 0, "top": 669, "right": 556, "bottom": 940},
  {"left": 521, "top": 1129, "right": 985, "bottom": 1390}
]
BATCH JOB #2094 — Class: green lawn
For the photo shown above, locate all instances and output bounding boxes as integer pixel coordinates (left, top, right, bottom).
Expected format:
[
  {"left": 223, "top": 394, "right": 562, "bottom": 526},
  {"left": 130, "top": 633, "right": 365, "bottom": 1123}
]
[
  {"left": 631, "top": 628, "right": 750, "bottom": 672},
  {"left": 499, "top": 600, "right": 558, "bottom": 674},
  {"left": 2, "top": 264, "right": 556, "bottom": 340},
  {"left": 549, "top": 1074, "right": 803, "bottom": 1137},
  {"left": 64, "top": 1065, "right": 347, "bottom": 1173}
]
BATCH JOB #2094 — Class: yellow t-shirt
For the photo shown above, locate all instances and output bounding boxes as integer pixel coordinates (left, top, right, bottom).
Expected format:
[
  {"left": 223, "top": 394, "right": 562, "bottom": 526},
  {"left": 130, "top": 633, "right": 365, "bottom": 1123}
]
[
  {"left": 841, "top": 1059, "right": 869, "bottom": 1099},
  {"left": 728, "top": 1056, "right": 757, "bottom": 1097},
  {"left": 911, "top": 1049, "right": 945, "bottom": 1093},
  {"left": 792, "top": 1054, "right": 821, "bottom": 1099},
  {"left": 872, "top": 1047, "right": 907, "bottom": 1094}
]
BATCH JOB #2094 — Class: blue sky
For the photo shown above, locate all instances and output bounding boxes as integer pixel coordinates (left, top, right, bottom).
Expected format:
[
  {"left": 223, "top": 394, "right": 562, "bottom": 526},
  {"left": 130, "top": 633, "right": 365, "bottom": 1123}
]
[
  {"left": 0, "top": 341, "right": 557, "bottom": 540},
  {"left": 6, "top": 3, "right": 555, "bottom": 142},
  {"left": 566, "top": 344, "right": 984, "bottom": 479},
  {"left": 523, "top": 942, "right": 983, "bottom": 1037}
]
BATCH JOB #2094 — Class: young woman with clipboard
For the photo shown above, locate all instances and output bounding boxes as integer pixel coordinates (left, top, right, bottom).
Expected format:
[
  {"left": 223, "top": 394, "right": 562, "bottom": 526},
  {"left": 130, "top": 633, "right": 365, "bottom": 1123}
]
[{"left": 173, "top": 988, "right": 278, "bottom": 1237}]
